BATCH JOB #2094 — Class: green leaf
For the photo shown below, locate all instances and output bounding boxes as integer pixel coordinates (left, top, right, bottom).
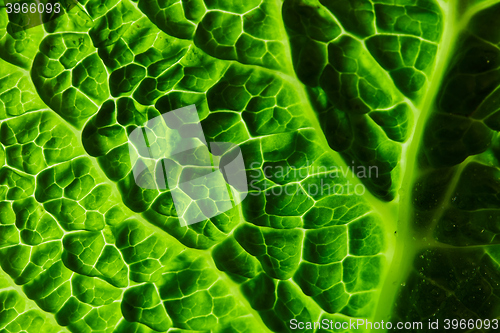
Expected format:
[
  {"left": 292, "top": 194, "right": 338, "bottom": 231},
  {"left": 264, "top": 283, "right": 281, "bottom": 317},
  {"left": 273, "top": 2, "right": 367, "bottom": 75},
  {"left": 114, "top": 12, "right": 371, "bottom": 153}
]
[{"left": 2, "top": 0, "right": 500, "bottom": 332}]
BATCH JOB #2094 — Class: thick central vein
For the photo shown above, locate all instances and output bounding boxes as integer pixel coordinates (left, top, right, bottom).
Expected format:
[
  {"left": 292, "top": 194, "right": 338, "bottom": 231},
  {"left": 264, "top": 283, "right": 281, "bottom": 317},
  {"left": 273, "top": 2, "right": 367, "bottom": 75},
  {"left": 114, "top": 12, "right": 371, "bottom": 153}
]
[{"left": 371, "top": 0, "right": 458, "bottom": 326}]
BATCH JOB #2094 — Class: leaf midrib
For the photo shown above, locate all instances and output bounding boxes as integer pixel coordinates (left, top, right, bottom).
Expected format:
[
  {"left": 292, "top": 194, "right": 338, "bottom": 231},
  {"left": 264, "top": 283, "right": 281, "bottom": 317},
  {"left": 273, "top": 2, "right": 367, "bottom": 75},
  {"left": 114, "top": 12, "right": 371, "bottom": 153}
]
[{"left": 371, "top": 0, "right": 460, "bottom": 326}]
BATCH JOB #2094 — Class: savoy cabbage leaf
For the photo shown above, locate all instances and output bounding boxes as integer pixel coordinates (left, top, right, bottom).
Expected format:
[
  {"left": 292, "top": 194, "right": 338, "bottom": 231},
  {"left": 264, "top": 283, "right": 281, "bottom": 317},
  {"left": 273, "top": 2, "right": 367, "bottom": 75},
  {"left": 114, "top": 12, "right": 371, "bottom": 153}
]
[{"left": 0, "top": 0, "right": 499, "bottom": 332}]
